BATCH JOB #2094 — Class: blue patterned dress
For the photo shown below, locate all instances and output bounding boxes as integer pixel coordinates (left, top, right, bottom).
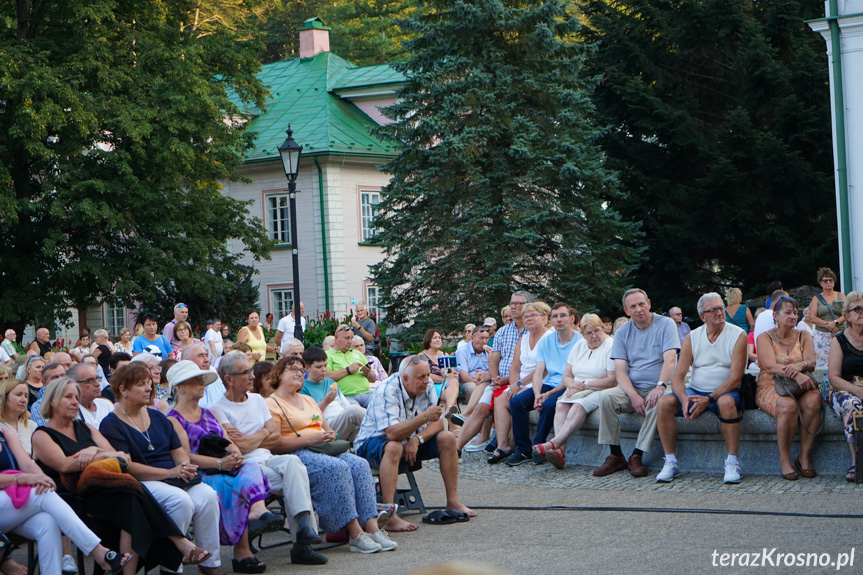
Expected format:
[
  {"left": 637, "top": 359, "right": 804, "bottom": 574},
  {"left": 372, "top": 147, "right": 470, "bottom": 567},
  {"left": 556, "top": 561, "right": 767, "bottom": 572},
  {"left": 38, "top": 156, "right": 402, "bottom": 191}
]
[{"left": 168, "top": 408, "right": 271, "bottom": 545}]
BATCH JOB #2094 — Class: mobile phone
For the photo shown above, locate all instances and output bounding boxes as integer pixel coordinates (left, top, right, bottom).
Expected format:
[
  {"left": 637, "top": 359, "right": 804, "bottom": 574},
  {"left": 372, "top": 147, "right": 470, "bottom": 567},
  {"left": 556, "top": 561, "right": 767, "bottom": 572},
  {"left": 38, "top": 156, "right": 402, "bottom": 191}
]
[
  {"left": 366, "top": 361, "right": 373, "bottom": 366},
  {"left": 438, "top": 356, "right": 457, "bottom": 370}
]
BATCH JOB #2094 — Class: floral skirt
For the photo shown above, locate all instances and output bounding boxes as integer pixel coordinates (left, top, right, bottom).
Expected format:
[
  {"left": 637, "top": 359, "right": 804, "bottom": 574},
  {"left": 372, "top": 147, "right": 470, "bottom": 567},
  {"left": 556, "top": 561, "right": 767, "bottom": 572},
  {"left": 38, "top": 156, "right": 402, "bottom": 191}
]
[
  {"left": 824, "top": 382, "right": 863, "bottom": 443},
  {"left": 812, "top": 330, "right": 833, "bottom": 370},
  {"left": 203, "top": 462, "right": 271, "bottom": 545}
]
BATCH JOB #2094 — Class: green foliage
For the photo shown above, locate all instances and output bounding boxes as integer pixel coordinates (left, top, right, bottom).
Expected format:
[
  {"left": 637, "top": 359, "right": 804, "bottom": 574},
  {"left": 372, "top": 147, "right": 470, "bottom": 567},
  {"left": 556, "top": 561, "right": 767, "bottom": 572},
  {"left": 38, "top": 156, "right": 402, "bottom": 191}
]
[
  {"left": 582, "top": 0, "right": 836, "bottom": 311},
  {"left": 370, "top": 0, "right": 641, "bottom": 341},
  {"left": 0, "top": 0, "right": 274, "bottom": 329}
]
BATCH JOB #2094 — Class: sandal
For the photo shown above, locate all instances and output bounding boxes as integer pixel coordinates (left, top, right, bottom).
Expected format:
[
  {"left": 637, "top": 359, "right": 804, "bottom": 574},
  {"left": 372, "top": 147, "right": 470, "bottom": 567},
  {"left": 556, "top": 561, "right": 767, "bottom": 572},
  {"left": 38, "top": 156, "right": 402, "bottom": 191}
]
[
  {"left": 184, "top": 547, "right": 212, "bottom": 565},
  {"left": 443, "top": 509, "right": 470, "bottom": 523},
  {"left": 846, "top": 466, "right": 856, "bottom": 483},
  {"left": 546, "top": 447, "right": 566, "bottom": 470},
  {"left": 102, "top": 550, "right": 132, "bottom": 575},
  {"left": 532, "top": 441, "right": 555, "bottom": 458},
  {"left": 2, "top": 559, "right": 27, "bottom": 575},
  {"left": 421, "top": 510, "right": 456, "bottom": 525},
  {"left": 232, "top": 557, "right": 266, "bottom": 574},
  {"left": 487, "top": 448, "right": 513, "bottom": 465}
]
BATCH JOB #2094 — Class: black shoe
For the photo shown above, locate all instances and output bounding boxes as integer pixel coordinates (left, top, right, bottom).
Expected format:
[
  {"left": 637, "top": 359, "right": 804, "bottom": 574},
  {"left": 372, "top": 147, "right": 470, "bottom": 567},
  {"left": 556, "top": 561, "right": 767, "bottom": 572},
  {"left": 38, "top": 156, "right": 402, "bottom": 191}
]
[
  {"left": 295, "top": 514, "right": 322, "bottom": 545},
  {"left": 484, "top": 436, "right": 498, "bottom": 453},
  {"left": 448, "top": 413, "right": 466, "bottom": 426},
  {"left": 291, "top": 544, "right": 328, "bottom": 565},
  {"left": 505, "top": 451, "right": 531, "bottom": 466},
  {"left": 248, "top": 512, "right": 285, "bottom": 539}
]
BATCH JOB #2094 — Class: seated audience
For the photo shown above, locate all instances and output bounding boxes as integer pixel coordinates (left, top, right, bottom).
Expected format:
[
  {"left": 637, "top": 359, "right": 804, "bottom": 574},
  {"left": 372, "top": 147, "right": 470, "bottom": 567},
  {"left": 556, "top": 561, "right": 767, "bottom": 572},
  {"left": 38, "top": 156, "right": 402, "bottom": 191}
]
[
  {"left": 455, "top": 325, "right": 490, "bottom": 418},
  {"left": 181, "top": 343, "right": 226, "bottom": 408},
  {"left": 266, "top": 356, "right": 396, "bottom": 553},
  {"left": 68, "top": 363, "right": 114, "bottom": 428},
  {"left": 22, "top": 355, "right": 45, "bottom": 408},
  {"left": 301, "top": 347, "right": 366, "bottom": 442},
  {"left": 0, "top": 425, "right": 131, "bottom": 574},
  {"left": 252, "top": 361, "right": 274, "bottom": 397},
  {"left": 755, "top": 296, "right": 821, "bottom": 480},
  {"left": 534, "top": 314, "right": 615, "bottom": 469},
  {"left": 355, "top": 356, "right": 474, "bottom": 532},
  {"left": 208, "top": 353, "right": 326, "bottom": 565},
  {"left": 99, "top": 363, "right": 223, "bottom": 574},
  {"left": 114, "top": 328, "right": 134, "bottom": 355},
  {"left": 1, "top": 379, "right": 38, "bottom": 454},
  {"left": 507, "top": 302, "right": 580, "bottom": 466},
  {"left": 281, "top": 338, "right": 305, "bottom": 360},
  {"left": 326, "top": 325, "right": 376, "bottom": 407},
  {"left": 352, "top": 336, "right": 387, "bottom": 383},
  {"left": 27, "top": 359, "right": 69, "bottom": 427},
  {"left": 171, "top": 321, "right": 200, "bottom": 361},
  {"left": 826, "top": 291, "right": 863, "bottom": 482},
  {"left": 655, "top": 293, "right": 747, "bottom": 484},
  {"left": 321, "top": 335, "right": 335, "bottom": 352},
  {"left": 167, "top": 361, "right": 283, "bottom": 574},
  {"left": 129, "top": 353, "right": 170, "bottom": 413},
  {"left": 32, "top": 377, "right": 196, "bottom": 574},
  {"left": 417, "top": 330, "right": 459, "bottom": 416}
]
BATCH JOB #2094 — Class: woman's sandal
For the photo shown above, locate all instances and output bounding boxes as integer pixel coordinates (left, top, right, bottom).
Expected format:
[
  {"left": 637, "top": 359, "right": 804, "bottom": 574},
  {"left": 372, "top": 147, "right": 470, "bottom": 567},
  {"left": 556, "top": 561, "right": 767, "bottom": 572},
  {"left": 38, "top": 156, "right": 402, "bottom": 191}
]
[
  {"left": 846, "top": 466, "right": 856, "bottom": 483},
  {"left": 1, "top": 559, "right": 28, "bottom": 575},
  {"left": 232, "top": 557, "right": 266, "bottom": 574},
  {"left": 102, "top": 550, "right": 132, "bottom": 575},
  {"left": 546, "top": 447, "right": 566, "bottom": 470},
  {"left": 184, "top": 547, "right": 212, "bottom": 565},
  {"left": 532, "top": 441, "right": 555, "bottom": 458},
  {"left": 487, "top": 448, "right": 513, "bottom": 465},
  {"left": 794, "top": 457, "right": 816, "bottom": 479}
]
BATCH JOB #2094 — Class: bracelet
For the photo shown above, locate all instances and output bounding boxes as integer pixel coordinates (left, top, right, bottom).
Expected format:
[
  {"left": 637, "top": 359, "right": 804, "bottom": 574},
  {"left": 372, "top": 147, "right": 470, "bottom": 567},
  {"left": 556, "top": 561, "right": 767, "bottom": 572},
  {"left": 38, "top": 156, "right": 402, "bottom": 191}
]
[
  {"left": 217, "top": 459, "right": 222, "bottom": 471},
  {"left": 802, "top": 360, "right": 809, "bottom": 370},
  {"left": 15, "top": 474, "right": 19, "bottom": 486}
]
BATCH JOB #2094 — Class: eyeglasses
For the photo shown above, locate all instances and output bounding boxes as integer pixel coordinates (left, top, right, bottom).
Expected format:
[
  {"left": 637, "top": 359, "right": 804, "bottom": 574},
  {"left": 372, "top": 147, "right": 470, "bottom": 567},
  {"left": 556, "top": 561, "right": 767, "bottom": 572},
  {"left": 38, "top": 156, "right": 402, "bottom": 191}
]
[
  {"left": 229, "top": 368, "right": 252, "bottom": 377},
  {"left": 703, "top": 306, "right": 725, "bottom": 315},
  {"left": 847, "top": 306, "right": 863, "bottom": 315},
  {"left": 522, "top": 313, "right": 542, "bottom": 320},
  {"left": 285, "top": 366, "right": 305, "bottom": 374},
  {"left": 77, "top": 377, "right": 100, "bottom": 385},
  {"left": 476, "top": 328, "right": 491, "bottom": 332},
  {"left": 27, "top": 356, "right": 44, "bottom": 364},
  {"left": 820, "top": 278, "right": 835, "bottom": 283},
  {"left": 509, "top": 301, "right": 525, "bottom": 307}
]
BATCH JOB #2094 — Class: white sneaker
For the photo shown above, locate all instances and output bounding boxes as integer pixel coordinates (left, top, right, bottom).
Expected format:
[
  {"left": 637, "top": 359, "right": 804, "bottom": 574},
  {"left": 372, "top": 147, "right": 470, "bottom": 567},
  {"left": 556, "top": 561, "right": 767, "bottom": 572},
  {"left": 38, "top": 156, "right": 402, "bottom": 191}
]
[
  {"left": 349, "top": 532, "right": 382, "bottom": 554},
  {"left": 724, "top": 461, "right": 742, "bottom": 484},
  {"left": 371, "top": 530, "right": 398, "bottom": 551},
  {"left": 656, "top": 457, "right": 680, "bottom": 482},
  {"left": 464, "top": 438, "right": 491, "bottom": 452},
  {"left": 62, "top": 554, "right": 77, "bottom": 575}
]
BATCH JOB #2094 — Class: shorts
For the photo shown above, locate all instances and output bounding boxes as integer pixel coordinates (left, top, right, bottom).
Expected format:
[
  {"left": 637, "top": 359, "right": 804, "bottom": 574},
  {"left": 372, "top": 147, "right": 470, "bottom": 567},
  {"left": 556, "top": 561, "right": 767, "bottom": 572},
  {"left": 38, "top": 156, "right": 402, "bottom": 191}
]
[
  {"left": 356, "top": 433, "right": 441, "bottom": 469},
  {"left": 673, "top": 387, "right": 740, "bottom": 417}
]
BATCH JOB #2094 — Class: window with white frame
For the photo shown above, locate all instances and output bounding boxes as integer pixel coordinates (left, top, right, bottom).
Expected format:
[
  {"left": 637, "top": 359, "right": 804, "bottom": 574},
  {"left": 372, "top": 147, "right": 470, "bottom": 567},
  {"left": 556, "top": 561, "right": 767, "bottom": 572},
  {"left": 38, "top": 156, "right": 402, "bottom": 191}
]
[
  {"left": 104, "top": 304, "right": 126, "bottom": 339},
  {"left": 271, "top": 289, "right": 294, "bottom": 321},
  {"left": 266, "top": 194, "right": 291, "bottom": 244},
  {"left": 366, "top": 284, "right": 381, "bottom": 320},
  {"left": 360, "top": 190, "right": 381, "bottom": 242}
]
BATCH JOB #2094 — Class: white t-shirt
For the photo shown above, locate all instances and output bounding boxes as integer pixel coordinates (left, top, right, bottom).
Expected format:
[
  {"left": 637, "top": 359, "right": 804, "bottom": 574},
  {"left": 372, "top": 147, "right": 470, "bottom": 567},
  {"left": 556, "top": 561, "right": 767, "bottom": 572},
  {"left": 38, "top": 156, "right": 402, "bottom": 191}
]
[
  {"left": 78, "top": 398, "right": 114, "bottom": 428},
  {"left": 277, "top": 315, "right": 308, "bottom": 354},
  {"left": 689, "top": 323, "right": 746, "bottom": 393},
  {"left": 518, "top": 329, "right": 553, "bottom": 380},
  {"left": 753, "top": 309, "right": 776, "bottom": 351},
  {"left": 208, "top": 393, "right": 272, "bottom": 464},
  {"left": 456, "top": 340, "right": 468, "bottom": 352},
  {"left": 200, "top": 375, "right": 226, "bottom": 410},
  {"left": 566, "top": 336, "right": 615, "bottom": 382},
  {"left": 203, "top": 329, "right": 223, "bottom": 358}
]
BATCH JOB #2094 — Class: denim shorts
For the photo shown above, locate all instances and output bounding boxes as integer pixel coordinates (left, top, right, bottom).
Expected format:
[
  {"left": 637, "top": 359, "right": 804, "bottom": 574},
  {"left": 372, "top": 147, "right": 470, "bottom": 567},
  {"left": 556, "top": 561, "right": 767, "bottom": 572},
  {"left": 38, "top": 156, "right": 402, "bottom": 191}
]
[{"left": 356, "top": 433, "right": 441, "bottom": 469}]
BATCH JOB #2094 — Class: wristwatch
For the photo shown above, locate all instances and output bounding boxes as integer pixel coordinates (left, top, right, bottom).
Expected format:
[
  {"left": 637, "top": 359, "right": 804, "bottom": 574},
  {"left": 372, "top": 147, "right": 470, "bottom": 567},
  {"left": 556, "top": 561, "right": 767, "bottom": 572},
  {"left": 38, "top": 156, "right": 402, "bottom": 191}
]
[
  {"left": 708, "top": 395, "right": 717, "bottom": 405},
  {"left": 657, "top": 382, "right": 667, "bottom": 389},
  {"left": 415, "top": 435, "right": 425, "bottom": 445}
]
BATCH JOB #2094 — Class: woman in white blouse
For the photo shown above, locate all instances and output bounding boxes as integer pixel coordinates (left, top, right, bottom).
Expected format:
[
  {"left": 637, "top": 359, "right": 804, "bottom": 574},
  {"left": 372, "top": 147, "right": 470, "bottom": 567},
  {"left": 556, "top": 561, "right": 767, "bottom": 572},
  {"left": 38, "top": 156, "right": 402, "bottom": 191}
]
[
  {"left": 534, "top": 314, "right": 616, "bottom": 469},
  {"left": 0, "top": 376, "right": 38, "bottom": 454}
]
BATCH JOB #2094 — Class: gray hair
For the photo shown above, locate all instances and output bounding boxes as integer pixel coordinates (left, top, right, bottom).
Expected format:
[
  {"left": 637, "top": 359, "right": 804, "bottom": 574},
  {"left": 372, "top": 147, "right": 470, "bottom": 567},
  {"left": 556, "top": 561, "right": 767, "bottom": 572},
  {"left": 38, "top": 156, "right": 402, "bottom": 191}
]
[
  {"left": 131, "top": 352, "right": 160, "bottom": 365},
  {"left": 512, "top": 290, "right": 535, "bottom": 304},
  {"left": 696, "top": 292, "right": 724, "bottom": 315},
  {"left": 93, "top": 329, "right": 109, "bottom": 340},
  {"left": 398, "top": 355, "right": 420, "bottom": 379},
  {"left": 621, "top": 288, "right": 649, "bottom": 309},
  {"left": 217, "top": 350, "right": 247, "bottom": 381},
  {"left": 4, "top": 329, "right": 14, "bottom": 340},
  {"left": 181, "top": 343, "right": 208, "bottom": 361},
  {"left": 285, "top": 338, "right": 304, "bottom": 350},
  {"left": 351, "top": 335, "right": 365, "bottom": 347},
  {"left": 41, "top": 376, "right": 80, "bottom": 420},
  {"left": 66, "top": 362, "right": 95, "bottom": 382},
  {"left": 79, "top": 353, "right": 98, "bottom": 364}
]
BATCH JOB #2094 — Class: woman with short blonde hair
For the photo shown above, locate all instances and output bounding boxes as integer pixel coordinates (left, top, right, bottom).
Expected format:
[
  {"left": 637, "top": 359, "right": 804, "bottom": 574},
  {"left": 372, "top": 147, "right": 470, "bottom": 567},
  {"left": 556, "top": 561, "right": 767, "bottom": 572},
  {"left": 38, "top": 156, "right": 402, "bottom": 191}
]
[{"left": 725, "top": 288, "right": 754, "bottom": 332}]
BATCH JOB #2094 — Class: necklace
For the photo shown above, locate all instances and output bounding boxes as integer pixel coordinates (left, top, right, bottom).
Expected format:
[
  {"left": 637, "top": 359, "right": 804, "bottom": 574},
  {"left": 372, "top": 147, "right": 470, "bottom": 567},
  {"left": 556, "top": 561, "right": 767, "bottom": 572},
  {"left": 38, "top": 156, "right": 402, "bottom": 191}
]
[{"left": 119, "top": 406, "right": 155, "bottom": 451}]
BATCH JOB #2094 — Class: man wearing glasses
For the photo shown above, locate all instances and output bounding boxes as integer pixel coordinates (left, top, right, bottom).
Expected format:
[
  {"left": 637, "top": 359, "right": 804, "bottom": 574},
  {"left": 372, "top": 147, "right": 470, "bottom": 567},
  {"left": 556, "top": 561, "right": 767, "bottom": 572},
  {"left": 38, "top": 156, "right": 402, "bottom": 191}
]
[
  {"left": 162, "top": 302, "right": 190, "bottom": 352},
  {"left": 655, "top": 292, "right": 747, "bottom": 484},
  {"left": 70, "top": 363, "right": 114, "bottom": 427},
  {"left": 180, "top": 343, "right": 226, "bottom": 409},
  {"left": 455, "top": 326, "right": 491, "bottom": 414},
  {"left": 326, "top": 324, "right": 376, "bottom": 407},
  {"left": 668, "top": 307, "right": 691, "bottom": 347}
]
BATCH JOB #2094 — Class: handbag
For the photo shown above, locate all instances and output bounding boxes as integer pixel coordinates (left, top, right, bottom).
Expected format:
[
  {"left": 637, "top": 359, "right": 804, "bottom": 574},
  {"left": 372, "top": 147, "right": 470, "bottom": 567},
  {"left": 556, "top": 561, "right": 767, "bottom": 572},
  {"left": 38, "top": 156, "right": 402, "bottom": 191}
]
[
  {"left": 772, "top": 372, "right": 823, "bottom": 435},
  {"left": 272, "top": 396, "right": 349, "bottom": 457},
  {"left": 197, "top": 434, "right": 240, "bottom": 476}
]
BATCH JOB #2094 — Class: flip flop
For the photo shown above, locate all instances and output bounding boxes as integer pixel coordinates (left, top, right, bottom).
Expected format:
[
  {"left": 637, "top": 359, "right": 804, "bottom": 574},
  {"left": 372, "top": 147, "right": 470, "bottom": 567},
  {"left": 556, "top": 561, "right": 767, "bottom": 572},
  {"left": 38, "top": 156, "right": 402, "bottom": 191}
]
[
  {"left": 421, "top": 510, "right": 457, "bottom": 525},
  {"left": 443, "top": 509, "right": 470, "bottom": 523},
  {"left": 183, "top": 547, "right": 212, "bottom": 565},
  {"left": 846, "top": 466, "right": 856, "bottom": 483}
]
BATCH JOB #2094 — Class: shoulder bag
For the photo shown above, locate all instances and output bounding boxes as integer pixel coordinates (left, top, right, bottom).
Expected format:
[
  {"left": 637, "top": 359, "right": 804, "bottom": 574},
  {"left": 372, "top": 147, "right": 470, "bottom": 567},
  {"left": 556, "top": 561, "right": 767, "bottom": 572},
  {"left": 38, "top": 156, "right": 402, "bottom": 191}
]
[{"left": 271, "top": 396, "right": 350, "bottom": 457}]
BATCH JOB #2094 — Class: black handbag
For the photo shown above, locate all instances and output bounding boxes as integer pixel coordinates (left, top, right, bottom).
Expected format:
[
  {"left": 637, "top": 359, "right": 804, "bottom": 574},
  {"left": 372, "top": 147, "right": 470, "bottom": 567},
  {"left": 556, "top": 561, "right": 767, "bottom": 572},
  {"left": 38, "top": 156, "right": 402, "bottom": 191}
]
[{"left": 197, "top": 434, "right": 240, "bottom": 476}]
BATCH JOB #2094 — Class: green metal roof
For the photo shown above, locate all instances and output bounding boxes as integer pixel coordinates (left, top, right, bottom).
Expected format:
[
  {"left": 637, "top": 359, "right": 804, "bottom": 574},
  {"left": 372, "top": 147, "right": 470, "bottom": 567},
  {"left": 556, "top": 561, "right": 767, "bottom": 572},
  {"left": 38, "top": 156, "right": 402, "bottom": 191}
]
[
  {"left": 332, "top": 63, "right": 406, "bottom": 90},
  {"left": 239, "top": 52, "right": 404, "bottom": 163}
]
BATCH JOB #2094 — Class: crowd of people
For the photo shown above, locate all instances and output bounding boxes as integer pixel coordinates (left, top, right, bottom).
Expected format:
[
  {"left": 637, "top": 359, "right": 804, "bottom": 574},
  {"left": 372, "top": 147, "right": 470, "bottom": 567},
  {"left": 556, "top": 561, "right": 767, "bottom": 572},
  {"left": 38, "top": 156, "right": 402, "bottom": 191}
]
[{"left": 1, "top": 268, "right": 861, "bottom": 573}]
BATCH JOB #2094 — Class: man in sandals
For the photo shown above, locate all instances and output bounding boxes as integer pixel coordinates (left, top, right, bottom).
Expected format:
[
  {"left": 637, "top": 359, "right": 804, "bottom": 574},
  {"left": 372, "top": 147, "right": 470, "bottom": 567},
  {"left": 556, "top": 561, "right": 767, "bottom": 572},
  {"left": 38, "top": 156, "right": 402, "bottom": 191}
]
[
  {"left": 355, "top": 356, "right": 475, "bottom": 532},
  {"left": 655, "top": 292, "right": 747, "bottom": 484}
]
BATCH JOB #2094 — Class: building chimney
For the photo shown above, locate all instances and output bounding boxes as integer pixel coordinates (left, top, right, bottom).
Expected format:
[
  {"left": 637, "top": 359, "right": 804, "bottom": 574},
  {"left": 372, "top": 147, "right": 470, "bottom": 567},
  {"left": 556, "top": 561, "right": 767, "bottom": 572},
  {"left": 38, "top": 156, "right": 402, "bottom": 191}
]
[{"left": 298, "top": 18, "right": 331, "bottom": 59}]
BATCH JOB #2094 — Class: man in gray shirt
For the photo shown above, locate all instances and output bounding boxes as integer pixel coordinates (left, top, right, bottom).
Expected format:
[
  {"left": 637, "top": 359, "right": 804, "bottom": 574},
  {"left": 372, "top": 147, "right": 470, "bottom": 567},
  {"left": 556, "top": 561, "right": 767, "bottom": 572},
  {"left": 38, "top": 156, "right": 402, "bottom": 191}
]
[
  {"left": 351, "top": 302, "right": 377, "bottom": 354},
  {"left": 594, "top": 288, "right": 680, "bottom": 477}
]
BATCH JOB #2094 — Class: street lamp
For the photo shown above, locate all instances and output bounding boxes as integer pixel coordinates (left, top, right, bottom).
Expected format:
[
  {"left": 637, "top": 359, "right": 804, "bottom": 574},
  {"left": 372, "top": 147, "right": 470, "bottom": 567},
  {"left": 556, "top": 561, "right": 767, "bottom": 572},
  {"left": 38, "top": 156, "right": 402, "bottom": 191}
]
[{"left": 278, "top": 126, "right": 304, "bottom": 343}]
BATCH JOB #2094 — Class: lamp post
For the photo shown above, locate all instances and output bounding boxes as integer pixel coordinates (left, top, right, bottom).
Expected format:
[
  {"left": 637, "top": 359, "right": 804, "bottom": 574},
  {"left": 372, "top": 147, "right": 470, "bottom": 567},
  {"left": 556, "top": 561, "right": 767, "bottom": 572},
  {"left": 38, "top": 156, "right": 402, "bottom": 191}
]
[{"left": 278, "top": 126, "right": 304, "bottom": 343}]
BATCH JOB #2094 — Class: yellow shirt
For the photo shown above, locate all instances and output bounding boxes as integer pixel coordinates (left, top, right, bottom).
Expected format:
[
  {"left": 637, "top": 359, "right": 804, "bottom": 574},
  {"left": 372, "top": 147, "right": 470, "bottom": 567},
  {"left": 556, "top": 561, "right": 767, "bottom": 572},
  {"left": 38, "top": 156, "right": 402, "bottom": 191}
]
[
  {"left": 244, "top": 325, "right": 267, "bottom": 365},
  {"left": 266, "top": 394, "right": 323, "bottom": 437}
]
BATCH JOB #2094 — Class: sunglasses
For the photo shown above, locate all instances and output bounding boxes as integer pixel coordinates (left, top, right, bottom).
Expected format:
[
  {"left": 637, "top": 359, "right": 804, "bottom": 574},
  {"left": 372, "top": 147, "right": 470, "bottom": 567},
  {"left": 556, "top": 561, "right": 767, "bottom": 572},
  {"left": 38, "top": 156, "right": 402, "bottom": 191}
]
[
  {"left": 175, "top": 303, "right": 188, "bottom": 309},
  {"left": 476, "top": 328, "right": 491, "bottom": 333},
  {"left": 336, "top": 326, "right": 353, "bottom": 333}
]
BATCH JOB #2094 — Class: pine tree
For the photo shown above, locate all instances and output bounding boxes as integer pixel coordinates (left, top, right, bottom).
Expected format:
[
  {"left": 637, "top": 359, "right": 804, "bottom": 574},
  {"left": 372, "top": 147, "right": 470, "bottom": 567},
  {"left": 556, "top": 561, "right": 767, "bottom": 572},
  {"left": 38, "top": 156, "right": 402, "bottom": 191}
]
[
  {"left": 582, "top": 0, "right": 836, "bottom": 309},
  {"left": 370, "top": 0, "right": 640, "bottom": 336}
]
